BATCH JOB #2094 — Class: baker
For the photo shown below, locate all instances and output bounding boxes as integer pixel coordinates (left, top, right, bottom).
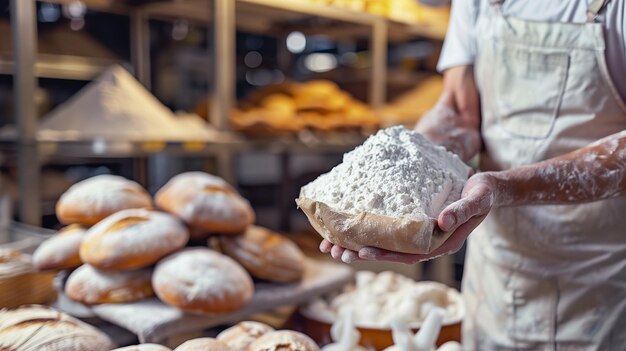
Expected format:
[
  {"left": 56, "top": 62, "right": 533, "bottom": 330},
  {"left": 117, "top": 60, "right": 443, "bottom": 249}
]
[{"left": 321, "top": 0, "right": 626, "bottom": 349}]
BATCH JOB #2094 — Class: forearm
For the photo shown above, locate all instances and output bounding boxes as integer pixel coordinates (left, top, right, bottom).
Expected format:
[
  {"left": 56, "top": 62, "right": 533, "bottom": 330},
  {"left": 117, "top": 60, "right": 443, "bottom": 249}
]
[
  {"left": 490, "top": 131, "right": 626, "bottom": 206},
  {"left": 416, "top": 65, "right": 482, "bottom": 161}
]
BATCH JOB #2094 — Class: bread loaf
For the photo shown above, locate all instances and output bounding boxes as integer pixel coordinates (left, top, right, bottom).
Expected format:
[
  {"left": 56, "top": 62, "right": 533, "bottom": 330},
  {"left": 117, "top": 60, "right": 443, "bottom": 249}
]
[
  {"left": 219, "top": 226, "right": 305, "bottom": 283},
  {"left": 174, "top": 338, "right": 232, "bottom": 351},
  {"left": 217, "top": 321, "right": 274, "bottom": 351},
  {"left": 32, "top": 225, "right": 86, "bottom": 271},
  {"left": 246, "top": 330, "right": 320, "bottom": 351},
  {"left": 152, "top": 248, "right": 254, "bottom": 314},
  {"left": 65, "top": 264, "right": 154, "bottom": 304},
  {"left": 56, "top": 175, "right": 152, "bottom": 226},
  {"left": 0, "top": 305, "right": 114, "bottom": 350},
  {"left": 80, "top": 209, "right": 189, "bottom": 270},
  {"left": 156, "top": 172, "right": 255, "bottom": 235}
]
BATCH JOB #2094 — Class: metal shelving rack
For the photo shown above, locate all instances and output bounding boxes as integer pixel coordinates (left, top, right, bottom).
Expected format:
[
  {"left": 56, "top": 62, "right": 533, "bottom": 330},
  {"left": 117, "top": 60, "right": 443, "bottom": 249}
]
[{"left": 7, "top": 0, "right": 447, "bottom": 227}]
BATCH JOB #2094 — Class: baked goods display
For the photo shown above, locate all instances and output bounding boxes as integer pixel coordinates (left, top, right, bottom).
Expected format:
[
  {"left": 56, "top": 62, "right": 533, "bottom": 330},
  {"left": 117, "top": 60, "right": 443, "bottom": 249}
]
[
  {"left": 297, "top": 126, "right": 470, "bottom": 254},
  {"left": 152, "top": 248, "right": 254, "bottom": 314},
  {"left": 381, "top": 75, "right": 444, "bottom": 127},
  {"left": 0, "top": 305, "right": 114, "bottom": 350},
  {"left": 65, "top": 264, "right": 154, "bottom": 304},
  {"left": 174, "top": 338, "right": 232, "bottom": 351},
  {"left": 56, "top": 174, "right": 152, "bottom": 226},
  {"left": 247, "top": 330, "right": 321, "bottom": 351},
  {"left": 112, "top": 345, "right": 172, "bottom": 351},
  {"left": 301, "top": 0, "right": 450, "bottom": 26},
  {"left": 218, "top": 226, "right": 305, "bottom": 283},
  {"left": 216, "top": 321, "right": 275, "bottom": 351},
  {"left": 205, "top": 80, "right": 379, "bottom": 136},
  {"left": 79, "top": 208, "right": 189, "bottom": 270},
  {"left": 155, "top": 172, "right": 255, "bottom": 235},
  {"left": 303, "top": 271, "right": 463, "bottom": 328},
  {"left": 32, "top": 225, "right": 86, "bottom": 271}
]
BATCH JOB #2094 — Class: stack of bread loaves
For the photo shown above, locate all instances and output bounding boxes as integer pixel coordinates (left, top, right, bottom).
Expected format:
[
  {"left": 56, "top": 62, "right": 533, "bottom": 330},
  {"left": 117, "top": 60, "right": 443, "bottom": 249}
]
[{"left": 33, "top": 172, "right": 305, "bottom": 314}]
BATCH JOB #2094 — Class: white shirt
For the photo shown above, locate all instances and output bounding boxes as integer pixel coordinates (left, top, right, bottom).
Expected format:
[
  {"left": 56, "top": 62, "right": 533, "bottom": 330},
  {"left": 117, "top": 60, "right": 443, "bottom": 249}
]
[{"left": 438, "top": 0, "right": 626, "bottom": 100}]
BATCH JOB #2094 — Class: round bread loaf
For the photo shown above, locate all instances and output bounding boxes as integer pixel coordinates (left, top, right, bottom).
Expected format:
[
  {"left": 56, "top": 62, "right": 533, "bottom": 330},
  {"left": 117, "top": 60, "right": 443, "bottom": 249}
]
[
  {"left": 246, "top": 331, "right": 320, "bottom": 351},
  {"left": 152, "top": 248, "right": 254, "bottom": 314},
  {"left": 32, "top": 225, "right": 86, "bottom": 271},
  {"left": 0, "top": 305, "right": 114, "bottom": 350},
  {"left": 217, "top": 321, "right": 274, "bottom": 351},
  {"left": 80, "top": 209, "right": 189, "bottom": 270},
  {"left": 112, "top": 344, "right": 172, "bottom": 351},
  {"left": 65, "top": 264, "right": 153, "bottom": 304},
  {"left": 219, "top": 226, "right": 305, "bottom": 283},
  {"left": 155, "top": 172, "right": 255, "bottom": 234},
  {"left": 56, "top": 175, "right": 152, "bottom": 226},
  {"left": 174, "top": 338, "right": 232, "bottom": 351}
]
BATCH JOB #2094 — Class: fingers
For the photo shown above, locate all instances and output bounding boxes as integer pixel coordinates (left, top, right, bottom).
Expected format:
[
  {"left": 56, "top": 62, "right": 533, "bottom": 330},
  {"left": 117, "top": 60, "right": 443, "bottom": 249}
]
[
  {"left": 330, "top": 245, "right": 345, "bottom": 260},
  {"left": 358, "top": 247, "right": 423, "bottom": 264},
  {"left": 319, "top": 239, "right": 332, "bottom": 253},
  {"left": 431, "top": 214, "right": 486, "bottom": 256},
  {"left": 439, "top": 180, "right": 495, "bottom": 233},
  {"left": 321, "top": 240, "right": 360, "bottom": 263}
]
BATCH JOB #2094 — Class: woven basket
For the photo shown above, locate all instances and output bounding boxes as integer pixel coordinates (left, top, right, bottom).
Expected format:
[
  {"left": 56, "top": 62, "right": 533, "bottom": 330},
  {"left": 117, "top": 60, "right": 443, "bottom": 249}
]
[{"left": 0, "top": 243, "right": 57, "bottom": 309}]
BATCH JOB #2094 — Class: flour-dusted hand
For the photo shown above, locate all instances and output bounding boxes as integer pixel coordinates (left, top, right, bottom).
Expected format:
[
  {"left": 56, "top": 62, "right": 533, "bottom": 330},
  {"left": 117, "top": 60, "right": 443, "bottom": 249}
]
[{"left": 352, "top": 173, "right": 500, "bottom": 264}]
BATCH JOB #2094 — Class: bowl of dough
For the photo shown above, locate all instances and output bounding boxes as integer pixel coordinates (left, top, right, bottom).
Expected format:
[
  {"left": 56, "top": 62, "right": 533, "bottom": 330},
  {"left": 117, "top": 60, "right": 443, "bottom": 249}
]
[{"left": 300, "top": 271, "right": 464, "bottom": 350}]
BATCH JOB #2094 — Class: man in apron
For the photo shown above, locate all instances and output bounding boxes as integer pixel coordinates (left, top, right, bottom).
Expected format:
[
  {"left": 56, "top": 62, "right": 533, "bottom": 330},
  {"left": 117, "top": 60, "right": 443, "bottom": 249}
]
[{"left": 321, "top": 0, "right": 626, "bottom": 349}]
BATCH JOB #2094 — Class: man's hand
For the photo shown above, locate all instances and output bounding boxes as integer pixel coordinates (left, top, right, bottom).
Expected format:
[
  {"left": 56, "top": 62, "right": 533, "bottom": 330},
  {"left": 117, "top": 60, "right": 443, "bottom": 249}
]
[{"left": 321, "top": 173, "right": 500, "bottom": 264}]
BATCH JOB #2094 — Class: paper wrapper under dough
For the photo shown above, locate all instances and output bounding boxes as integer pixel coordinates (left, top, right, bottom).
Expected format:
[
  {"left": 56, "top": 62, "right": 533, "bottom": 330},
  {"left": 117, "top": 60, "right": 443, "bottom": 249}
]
[{"left": 296, "top": 198, "right": 452, "bottom": 255}]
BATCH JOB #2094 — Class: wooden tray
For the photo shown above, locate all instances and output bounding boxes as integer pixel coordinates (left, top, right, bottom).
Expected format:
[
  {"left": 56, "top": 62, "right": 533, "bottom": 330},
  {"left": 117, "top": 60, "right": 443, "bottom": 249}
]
[{"left": 58, "top": 258, "right": 353, "bottom": 343}]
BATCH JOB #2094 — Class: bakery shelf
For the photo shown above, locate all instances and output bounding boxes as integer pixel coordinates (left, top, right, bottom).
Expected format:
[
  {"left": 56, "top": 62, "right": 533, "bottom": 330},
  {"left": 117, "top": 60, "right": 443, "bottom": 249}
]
[
  {"left": 57, "top": 258, "right": 354, "bottom": 343},
  {"left": 0, "top": 54, "right": 122, "bottom": 80}
]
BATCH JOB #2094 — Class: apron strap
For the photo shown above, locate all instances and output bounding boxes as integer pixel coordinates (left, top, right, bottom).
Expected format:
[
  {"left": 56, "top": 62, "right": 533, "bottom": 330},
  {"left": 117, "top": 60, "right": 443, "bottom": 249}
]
[{"left": 587, "top": 0, "right": 611, "bottom": 22}]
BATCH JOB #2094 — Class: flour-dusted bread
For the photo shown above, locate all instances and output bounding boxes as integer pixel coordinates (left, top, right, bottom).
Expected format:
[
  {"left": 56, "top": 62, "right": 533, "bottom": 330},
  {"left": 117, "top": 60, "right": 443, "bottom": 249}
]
[
  {"left": 80, "top": 208, "right": 189, "bottom": 270},
  {"left": 217, "top": 321, "right": 274, "bottom": 351},
  {"left": 246, "top": 330, "right": 320, "bottom": 351},
  {"left": 155, "top": 172, "right": 255, "bottom": 235},
  {"left": 32, "top": 225, "right": 86, "bottom": 271},
  {"left": 65, "top": 264, "right": 153, "bottom": 304},
  {"left": 112, "top": 344, "right": 172, "bottom": 351},
  {"left": 152, "top": 248, "right": 254, "bottom": 314},
  {"left": 297, "top": 126, "right": 471, "bottom": 254},
  {"left": 56, "top": 174, "right": 152, "bottom": 226},
  {"left": 0, "top": 305, "right": 114, "bottom": 350},
  {"left": 174, "top": 338, "right": 232, "bottom": 351},
  {"left": 218, "top": 226, "right": 305, "bottom": 283}
]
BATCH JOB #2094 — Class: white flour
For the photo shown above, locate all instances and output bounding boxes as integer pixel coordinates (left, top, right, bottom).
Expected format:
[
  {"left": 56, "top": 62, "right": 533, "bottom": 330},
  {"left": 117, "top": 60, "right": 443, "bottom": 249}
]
[
  {"left": 39, "top": 65, "right": 216, "bottom": 141},
  {"left": 300, "top": 126, "right": 470, "bottom": 219}
]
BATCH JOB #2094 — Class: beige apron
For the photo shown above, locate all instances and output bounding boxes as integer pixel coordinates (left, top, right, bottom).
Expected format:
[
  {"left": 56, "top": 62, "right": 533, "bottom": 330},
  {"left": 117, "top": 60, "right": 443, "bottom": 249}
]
[{"left": 464, "top": 0, "right": 626, "bottom": 349}]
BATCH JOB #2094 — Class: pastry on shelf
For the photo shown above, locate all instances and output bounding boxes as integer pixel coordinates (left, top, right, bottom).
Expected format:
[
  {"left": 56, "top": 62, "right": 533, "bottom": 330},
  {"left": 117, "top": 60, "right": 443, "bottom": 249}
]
[
  {"left": 217, "top": 321, "right": 275, "bottom": 351},
  {"left": 247, "top": 330, "right": 320, "bottom": 351},
  {"left": 174, "top": 338, "right": 231, "bottom": 351},
  {"left": 223, "top": 80, "right": 380, "bottom": 136}
]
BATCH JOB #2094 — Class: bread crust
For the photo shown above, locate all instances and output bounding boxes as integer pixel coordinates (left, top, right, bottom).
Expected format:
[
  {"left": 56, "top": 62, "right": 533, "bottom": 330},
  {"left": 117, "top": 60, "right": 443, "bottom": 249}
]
[
  {"left": 155, "top": 172, "right": 255, "bottom": 234},
  {"left": 56, "top": 175, "right": 152, "bottom": 226},
  {"left": 296, "top": 198, "right": 451, "bottom": 255},
  {"left": 33, "top": 225, "right": 86, "bottom": 271},
  {"left": 80, "top": 209, "right": 189, "bottom": 271},
  {"left": 174, "top": 338, "right": 232, "bottom": 351},
  {"left": 246, "top": 330, "right": 320, "bottom": 351},
  {"left": 65, "top": 264, "right": 154, "bottom": 304},
  {"left": 217, "top": 321, "right": 274, "bottom": 351},
  {"left": 219, "top": 226, "right": 305, "bottom": 283},
  {"left": 0, "top": 305, "right": 114, "bottom": 350},
  {"left": 152, "top": 248, "right": 254, "bottom": 314}
]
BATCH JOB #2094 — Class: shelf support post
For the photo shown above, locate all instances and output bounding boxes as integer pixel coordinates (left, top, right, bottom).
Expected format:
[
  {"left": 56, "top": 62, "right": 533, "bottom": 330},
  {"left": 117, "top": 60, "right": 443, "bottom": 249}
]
[
  {"left": 11, "top": 0, "right": 41, "bottom": 226},
  {"left": 370, "top": 18, "right": 388, "bottom": 109},
  {"left": 131, "top": 9, "right": 151, "bottom": 88}
]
